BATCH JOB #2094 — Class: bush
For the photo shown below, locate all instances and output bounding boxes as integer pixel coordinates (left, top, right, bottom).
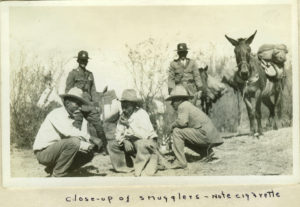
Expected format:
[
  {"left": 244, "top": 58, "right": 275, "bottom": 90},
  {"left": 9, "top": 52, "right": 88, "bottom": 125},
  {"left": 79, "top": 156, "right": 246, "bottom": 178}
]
[{"left": 10, "top": 52, "right": 63, "bottom": 149}]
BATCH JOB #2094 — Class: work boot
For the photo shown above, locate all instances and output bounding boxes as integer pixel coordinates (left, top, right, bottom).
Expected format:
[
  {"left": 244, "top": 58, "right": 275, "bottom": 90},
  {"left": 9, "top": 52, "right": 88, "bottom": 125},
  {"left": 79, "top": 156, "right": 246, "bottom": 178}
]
[
  {"left": 90, "top": 136, "right": 103, "bottom": 152},
  {"left": 44, "top": 166, "right": 54, "bottom": 176},
  {"left": 168, "top": 160, "right": 187, "bottom": 169}
]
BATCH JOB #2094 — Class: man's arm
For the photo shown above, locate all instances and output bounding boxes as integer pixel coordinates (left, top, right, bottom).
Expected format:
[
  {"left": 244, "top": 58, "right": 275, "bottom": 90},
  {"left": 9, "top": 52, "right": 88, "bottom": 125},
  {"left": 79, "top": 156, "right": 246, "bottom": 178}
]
[
  {"left": 48, "top": 111, "right": 90, "bottom": 141},
  {"left": 168, "top": 63, "right": 175, "bottom": 94},
  {"left": 65, "top": 70, "right": 75, "bottom": 93},
  {"left": 90, "top": 73, "right": 98, "bottom": 102},
  {"left": 173, "top": 104, "right": 189, "bottom": 128}
]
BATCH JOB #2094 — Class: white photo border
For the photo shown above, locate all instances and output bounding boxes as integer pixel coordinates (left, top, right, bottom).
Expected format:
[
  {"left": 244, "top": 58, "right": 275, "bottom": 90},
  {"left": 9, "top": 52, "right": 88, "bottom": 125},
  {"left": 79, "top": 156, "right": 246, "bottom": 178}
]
[{"left": 1, "top": 0, "right": 299, "bottom": 187}]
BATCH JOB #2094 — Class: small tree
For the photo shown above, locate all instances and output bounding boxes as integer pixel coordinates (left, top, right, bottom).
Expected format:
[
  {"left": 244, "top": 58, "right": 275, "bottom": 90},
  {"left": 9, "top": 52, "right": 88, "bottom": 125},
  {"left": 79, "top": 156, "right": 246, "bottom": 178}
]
[
  {"left": 10, "top": 49, "right": 67, "bottom": 148},
  {"left": 125, "top": 38, "right": 170, "bottom": 107},
  {"left": 125, "top": 38, "right": 172, "bottom": 142}
]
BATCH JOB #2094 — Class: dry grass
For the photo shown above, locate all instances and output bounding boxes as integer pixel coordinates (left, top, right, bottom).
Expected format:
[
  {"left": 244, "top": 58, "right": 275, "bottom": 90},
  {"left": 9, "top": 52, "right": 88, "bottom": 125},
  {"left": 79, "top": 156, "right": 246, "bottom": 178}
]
[{"left": 10, "top": 127, "right": 292, "bottom": 177}]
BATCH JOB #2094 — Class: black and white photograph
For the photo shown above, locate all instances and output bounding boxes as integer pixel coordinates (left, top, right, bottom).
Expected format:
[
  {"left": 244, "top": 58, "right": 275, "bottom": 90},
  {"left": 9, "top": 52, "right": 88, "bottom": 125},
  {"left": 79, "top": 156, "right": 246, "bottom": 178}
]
[{"left": 1, "top": 0, "right": 299, "bottom": 188}]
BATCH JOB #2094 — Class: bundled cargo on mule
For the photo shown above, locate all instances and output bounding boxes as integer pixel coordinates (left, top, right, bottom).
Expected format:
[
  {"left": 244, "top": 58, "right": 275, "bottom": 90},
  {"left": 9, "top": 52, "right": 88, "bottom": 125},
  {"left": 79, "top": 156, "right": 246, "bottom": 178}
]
[{"left": 257, "top": 44, "right": 288, "bottom": 80}]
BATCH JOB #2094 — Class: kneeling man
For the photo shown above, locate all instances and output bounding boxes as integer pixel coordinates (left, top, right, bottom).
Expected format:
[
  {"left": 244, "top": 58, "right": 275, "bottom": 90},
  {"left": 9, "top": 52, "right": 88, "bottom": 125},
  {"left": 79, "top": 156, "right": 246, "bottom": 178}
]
[
  {"left": 166, "top": 85, "right": 224, "bottom": 169},
  {"left": 108, "top": 89, "right": 158, "bottom": 176},
  {"left": 33, "top": 87, "right": 102, "bottom": 177}
]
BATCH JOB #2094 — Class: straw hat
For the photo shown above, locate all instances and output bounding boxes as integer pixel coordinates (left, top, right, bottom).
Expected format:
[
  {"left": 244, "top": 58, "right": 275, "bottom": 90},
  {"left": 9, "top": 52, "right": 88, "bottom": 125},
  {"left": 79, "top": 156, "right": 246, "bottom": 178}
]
[
  {"left": 165, "top": 85, "right": 193, "bottom": 101},
  {"left": 60, "top": 87, "right": 89, "bottom": 105},
  {"left": 120, "top": 89, "right": 142, "bottom": 103}
]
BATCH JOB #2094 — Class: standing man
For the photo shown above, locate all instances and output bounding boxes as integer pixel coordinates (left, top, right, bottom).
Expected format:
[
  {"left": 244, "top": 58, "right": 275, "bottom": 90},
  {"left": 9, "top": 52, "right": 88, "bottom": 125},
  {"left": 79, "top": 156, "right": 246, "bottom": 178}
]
[
  {"left": 65, "top": 50, "right": 107, "bottom": 154},
  {"left": 166, "top": 85, "right": 224, "bottom": 169},
  {"left": 33, "top": 87, "right": 103, "bottom": 177},
  {"left": 168, "top": 43, "right": 205, "bottom": 97},
  {"left": 108, "top": 89, "right": 159, "bottom": 176}
]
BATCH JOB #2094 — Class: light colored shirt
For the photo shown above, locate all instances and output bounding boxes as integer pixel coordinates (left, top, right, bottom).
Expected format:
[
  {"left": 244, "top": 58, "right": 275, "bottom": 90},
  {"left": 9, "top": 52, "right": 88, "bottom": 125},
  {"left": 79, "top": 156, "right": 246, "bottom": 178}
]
[
  {"left": 33, "top": 107, "right": 92, "bottom": 152},
  {"left": 180, "top": 59, "right": 187, "bottom": 67},
  {"left": 115, "top": 108, "right": 157, "bottom": 145}
]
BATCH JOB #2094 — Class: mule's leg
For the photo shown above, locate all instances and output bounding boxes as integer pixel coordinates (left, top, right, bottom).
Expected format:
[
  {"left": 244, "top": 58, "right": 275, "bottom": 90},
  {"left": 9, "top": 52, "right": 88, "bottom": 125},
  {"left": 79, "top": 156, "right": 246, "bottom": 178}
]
[
  {"left": 243, "top": 96, "right": 256, "bottom": 137},
  {"left": 236, "top": 91, "right": 241, "bottom": 128},
  {"left": 262, "top": 96, "right": 275, "bottom": 129},
  {"left": 255, "top": 91, "right": 263, "bottom": 136},
  {"left": 207, "top": 100, "right": 212, "bottom": 116},
  {"left": 273, "top": 85, "right": 283, "bottom": 130}
]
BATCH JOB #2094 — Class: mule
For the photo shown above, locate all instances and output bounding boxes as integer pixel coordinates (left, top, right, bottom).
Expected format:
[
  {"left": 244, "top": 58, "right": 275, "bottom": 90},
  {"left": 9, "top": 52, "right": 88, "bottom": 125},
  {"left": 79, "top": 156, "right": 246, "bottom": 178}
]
[
  {"left": 198, "top": 66, "right": 227, "bottom": 115},
  {"left": 225, "top": 31, "right": 284, "bottom": 137}
]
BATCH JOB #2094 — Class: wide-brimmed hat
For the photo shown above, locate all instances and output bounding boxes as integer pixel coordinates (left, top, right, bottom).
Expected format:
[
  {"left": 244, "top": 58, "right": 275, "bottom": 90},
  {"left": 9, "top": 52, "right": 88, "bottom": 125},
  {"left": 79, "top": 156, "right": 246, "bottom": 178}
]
[
  {"left": 176, "top": 43, "right": 189, "bottom": 52},
  {"left": 165, "top": 85, "right": 193, "bottom": 101},
  {"left": 120, "top": 89, "right": 141, "bottom": 103},
  {"left": 60, "top": 87, "right": 89, "bottom": 105},
  {"left": 74, "top": 50, "right": 90, "bottom": 60}
]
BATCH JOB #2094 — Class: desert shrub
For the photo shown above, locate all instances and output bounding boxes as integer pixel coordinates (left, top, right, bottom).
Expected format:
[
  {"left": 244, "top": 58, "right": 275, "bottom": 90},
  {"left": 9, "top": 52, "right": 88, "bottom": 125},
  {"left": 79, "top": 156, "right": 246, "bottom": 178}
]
[{"left": 10, "top": 51, "right": 63, "bottom": 149}]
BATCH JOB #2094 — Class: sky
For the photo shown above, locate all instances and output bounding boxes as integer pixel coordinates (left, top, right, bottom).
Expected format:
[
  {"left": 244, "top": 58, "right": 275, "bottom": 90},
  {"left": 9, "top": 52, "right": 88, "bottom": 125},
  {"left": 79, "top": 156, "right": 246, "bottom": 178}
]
[{"left": 9, "top": 4, "right": 292, "bottom": 96}]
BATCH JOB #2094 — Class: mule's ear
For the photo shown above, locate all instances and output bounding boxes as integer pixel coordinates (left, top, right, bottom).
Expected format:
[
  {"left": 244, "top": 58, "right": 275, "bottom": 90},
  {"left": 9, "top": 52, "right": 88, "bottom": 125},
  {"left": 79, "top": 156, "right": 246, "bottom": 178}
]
[
  {"left": 245, "top": 30, "right": 257, "bottom": 45},
  {"left": 225, "top": 35, "right": 238, "bottom": 46},
  {"left": 204, "top": 65, "right": 208, "bottom": 71},
  {"left": 102, "top": 85, "right": 108, "bottom": 93}
]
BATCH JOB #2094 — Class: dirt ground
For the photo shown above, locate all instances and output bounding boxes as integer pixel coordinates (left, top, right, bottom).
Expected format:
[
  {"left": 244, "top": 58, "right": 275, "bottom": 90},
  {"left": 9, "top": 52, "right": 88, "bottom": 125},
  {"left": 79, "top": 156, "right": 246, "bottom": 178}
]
[{"left": 10, "top": 127, "right": 293, "bottom": 177}]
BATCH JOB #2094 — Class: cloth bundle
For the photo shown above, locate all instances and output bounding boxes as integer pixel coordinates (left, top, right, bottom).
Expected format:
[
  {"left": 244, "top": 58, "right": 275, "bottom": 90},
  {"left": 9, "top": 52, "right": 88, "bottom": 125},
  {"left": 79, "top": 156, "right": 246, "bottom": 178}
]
[
  {"left": 206, "top": 75, "right": 227, "bottom": 102},
  {"left": 96, "top": 90, "right": 121, "bottom": 122},
  {"left": 257, "top": 44, "right": 288, "bottom": 64},
  {"left": 257, "top": 44, "right": 288, "bottom": 79}
]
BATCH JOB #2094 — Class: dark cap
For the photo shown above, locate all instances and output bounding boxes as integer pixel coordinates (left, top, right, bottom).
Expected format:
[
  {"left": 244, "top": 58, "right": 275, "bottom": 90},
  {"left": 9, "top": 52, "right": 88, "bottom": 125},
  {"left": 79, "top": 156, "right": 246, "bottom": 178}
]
[
  {"left": 75, "top": 50, "right": 90, "bottom": 60},
  {"left": 176, "top": 43, "right": 189, "bottom": 52}
]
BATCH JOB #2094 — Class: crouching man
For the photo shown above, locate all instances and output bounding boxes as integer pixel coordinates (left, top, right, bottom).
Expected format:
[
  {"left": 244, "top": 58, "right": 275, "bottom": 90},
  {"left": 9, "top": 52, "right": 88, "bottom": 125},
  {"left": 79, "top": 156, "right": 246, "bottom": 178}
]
[
  {"left": 108, "top": 89, "right": 158, "bottom": 176},
  {"left": 166, "top": 85, "right": 224, "bottom": 169},
  {"left": 33, "top": 87, "right": 103, "bottom": 177}
]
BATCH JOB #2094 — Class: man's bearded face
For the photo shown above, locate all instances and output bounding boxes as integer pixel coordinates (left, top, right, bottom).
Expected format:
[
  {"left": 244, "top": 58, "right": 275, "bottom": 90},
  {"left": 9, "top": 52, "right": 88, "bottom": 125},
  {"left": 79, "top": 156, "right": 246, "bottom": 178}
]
[
  {"left": 64, "top": 98, "right": 81, "bottom": 113},
  {"left": 121, "top": 101, "right": 136, "bottom": 117}
]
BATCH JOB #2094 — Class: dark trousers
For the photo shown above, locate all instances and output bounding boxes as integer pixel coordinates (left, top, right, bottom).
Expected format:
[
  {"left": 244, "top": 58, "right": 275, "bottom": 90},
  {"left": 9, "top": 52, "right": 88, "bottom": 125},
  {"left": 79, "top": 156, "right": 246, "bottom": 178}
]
[
  {"left": 35, "top": 137, "right": 94, "bottom": 177},
  {"left": 73, "top": 106, "right": 107, "bottom": 151}
]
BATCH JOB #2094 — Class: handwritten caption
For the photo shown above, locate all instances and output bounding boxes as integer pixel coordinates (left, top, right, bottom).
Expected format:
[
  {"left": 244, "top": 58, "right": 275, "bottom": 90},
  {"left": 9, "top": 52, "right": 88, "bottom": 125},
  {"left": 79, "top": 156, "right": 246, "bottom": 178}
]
[{"left": 65, "top": 189, "right": 280, "bottom": 204}]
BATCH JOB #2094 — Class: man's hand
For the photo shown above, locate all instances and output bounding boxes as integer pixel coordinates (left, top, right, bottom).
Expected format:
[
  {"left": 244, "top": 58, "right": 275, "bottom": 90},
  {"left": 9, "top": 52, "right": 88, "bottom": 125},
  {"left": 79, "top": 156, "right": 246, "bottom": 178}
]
[
  {"left": 87, "top": 144, "right": 96, "bottom": 153},
  {"left": 90, "top": 136, "right": 103, "bottom": 152},
  {"left": 170, "top": 122, "right": 177, "bottom": 129},
  {"left": 123, "top": 140, "right": 134, "bottom": 153},
  {"left": 119, "top": 115, "right": 130, "bottom": 128}
]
